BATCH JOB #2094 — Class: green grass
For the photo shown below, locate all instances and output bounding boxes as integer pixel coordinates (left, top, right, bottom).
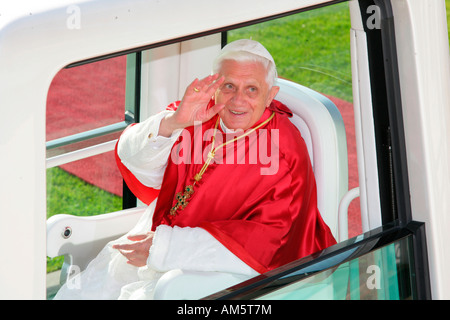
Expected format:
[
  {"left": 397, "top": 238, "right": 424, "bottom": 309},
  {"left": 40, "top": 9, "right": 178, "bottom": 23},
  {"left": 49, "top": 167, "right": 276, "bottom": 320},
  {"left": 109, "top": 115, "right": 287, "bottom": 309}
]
[
  {"left": 447, "top": 0, "right": 450, "bottom": 44},
  {"left": 228, "top": 2, "right": 352, "bottom": 102},
  {"left": 46, "top": 167, "right": 122, "bottom": 219}
]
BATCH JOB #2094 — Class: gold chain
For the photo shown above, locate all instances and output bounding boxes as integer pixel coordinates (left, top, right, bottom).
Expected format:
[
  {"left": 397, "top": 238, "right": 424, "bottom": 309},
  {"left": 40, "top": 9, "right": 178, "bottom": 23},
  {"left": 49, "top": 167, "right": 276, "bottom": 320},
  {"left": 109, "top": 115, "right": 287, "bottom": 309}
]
[{"left": 169, "top": 112, "right": 275, "bottom": 217}]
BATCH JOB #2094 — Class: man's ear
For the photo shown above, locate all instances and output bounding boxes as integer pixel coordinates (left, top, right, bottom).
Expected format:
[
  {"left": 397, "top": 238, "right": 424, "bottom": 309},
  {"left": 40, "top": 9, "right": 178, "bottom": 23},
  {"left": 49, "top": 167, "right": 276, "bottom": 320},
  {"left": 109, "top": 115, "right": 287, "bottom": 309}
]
[{"left": 267, "top": 86, "right": 280, "bottom": 106}]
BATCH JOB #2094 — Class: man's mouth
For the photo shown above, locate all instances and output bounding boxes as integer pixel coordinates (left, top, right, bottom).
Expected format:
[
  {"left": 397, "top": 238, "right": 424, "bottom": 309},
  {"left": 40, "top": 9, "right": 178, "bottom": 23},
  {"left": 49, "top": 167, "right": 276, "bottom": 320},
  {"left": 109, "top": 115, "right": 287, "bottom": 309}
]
[{"left": 230, "top": 110, "right": 246, "bottom": 115}]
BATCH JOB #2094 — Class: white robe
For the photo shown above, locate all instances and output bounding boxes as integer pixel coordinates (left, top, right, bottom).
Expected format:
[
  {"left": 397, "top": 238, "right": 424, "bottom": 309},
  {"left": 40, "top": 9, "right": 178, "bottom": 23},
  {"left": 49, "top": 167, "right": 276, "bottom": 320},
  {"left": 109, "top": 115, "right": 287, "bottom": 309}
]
[{"left": 53, "top": 111, "right": 258, "bottom": 300}]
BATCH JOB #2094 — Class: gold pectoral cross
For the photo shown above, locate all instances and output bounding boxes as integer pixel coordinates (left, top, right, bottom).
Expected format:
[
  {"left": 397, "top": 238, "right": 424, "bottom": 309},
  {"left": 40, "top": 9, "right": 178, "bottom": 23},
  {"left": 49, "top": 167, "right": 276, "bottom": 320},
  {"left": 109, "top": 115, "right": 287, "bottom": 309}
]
[
  {"left": 168, "top": 150, "right": 214, "bottom": 218},
  {"left": 169, "top": 184, "right": 195, "bottom": 217}
]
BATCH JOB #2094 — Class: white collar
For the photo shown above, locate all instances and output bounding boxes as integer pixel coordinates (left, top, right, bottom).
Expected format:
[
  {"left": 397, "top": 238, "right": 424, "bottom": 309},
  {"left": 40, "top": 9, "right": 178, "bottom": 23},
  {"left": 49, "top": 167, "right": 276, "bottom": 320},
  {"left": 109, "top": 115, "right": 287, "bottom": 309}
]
[{"left": 220, "top": 118, "right": 240, "bottom": 134}]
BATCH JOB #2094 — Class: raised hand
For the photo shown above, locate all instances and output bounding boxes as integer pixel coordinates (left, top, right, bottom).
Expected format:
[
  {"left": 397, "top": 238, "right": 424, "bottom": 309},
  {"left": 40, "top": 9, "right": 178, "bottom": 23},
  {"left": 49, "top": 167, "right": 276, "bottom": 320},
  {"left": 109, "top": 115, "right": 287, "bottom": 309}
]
[{"left": 158, "top": 74, "right": 225, "bottom": 137}]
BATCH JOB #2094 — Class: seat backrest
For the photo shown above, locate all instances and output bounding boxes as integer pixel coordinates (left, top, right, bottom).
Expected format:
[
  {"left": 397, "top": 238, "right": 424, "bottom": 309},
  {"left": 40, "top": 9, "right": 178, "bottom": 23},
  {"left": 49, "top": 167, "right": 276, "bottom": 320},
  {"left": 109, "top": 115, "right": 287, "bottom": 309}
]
[{"left": 275, "top": 78, "right": 348, "bottom": 241}]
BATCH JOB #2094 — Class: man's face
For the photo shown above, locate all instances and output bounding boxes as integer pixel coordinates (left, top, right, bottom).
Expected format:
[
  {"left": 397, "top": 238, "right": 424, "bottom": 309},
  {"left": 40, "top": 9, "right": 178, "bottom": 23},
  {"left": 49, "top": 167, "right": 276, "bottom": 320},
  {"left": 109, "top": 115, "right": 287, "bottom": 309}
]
[{"left": 215, "top": 59, "right": 279, "bottom": 130}]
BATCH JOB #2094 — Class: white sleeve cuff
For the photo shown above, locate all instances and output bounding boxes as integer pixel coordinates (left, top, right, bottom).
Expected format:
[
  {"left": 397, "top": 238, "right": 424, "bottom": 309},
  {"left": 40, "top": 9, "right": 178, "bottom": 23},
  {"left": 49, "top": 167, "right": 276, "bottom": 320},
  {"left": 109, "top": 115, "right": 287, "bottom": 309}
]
[
  {"left": 117, "top": 110, "right": 182, "bottom": 188},
  {"left": 147, "top": 225, "right": 173, "bottom": 269},
  {"left": 147, "top": 225, "right": 258, "bottom": 277}
]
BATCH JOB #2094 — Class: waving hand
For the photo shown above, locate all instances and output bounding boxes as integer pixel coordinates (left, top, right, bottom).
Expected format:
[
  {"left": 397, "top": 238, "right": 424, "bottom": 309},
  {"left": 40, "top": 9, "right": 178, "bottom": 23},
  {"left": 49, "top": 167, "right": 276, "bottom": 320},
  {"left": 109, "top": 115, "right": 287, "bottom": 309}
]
[{"left": 158, "top": 74, "right": 224, "bottom": 137}]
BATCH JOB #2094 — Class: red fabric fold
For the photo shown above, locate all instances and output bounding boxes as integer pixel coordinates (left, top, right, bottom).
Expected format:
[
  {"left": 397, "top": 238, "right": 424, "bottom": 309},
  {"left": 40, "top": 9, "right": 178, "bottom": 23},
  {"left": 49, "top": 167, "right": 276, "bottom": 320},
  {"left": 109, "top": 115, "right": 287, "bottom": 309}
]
[
  {"left": 114, "top": 125, "right": 160, "bottom": 205},
  {"left": 116, "top": 100, "right": 336, "bottom": 273}
]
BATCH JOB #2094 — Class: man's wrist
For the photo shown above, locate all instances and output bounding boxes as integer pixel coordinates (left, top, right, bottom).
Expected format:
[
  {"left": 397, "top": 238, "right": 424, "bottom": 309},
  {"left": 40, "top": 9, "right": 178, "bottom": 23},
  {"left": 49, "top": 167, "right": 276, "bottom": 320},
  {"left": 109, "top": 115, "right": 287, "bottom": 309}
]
[{"left": 158, "top": 112, "right": 186, "bottom": 138}]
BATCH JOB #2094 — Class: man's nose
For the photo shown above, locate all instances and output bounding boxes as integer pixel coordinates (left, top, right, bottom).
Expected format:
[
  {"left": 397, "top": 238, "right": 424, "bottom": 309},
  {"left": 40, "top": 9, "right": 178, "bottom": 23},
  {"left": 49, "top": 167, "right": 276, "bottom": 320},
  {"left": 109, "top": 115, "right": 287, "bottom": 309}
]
[{"left": 231, "top": 90, "right": 246, "bottom": 106}]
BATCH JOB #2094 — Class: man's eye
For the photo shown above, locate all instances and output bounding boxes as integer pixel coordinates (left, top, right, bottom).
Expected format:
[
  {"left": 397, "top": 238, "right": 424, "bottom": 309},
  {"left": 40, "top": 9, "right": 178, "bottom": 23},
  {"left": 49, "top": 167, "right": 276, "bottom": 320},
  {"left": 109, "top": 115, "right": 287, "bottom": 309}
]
[
  {"left": 248, "top": 87, "right": 257, "bottom": 93},
  {"left": 222, "top": 83, "right": 234, "bottom": 91}
]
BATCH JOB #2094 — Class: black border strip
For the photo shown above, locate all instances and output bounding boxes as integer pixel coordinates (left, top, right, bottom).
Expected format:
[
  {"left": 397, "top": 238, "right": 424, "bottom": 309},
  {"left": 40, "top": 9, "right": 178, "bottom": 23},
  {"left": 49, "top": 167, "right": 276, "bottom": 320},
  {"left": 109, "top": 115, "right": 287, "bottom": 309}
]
[
  {"left": 407, "top": 221, "right": 432, "bottom": 299},
  {"left": 358, "top": 0, "right": 412, "bottom": 225},
  {"left": 122, "top": 52, "right": 141, "bottom": 209},
  {"left": 375, "top": 0, "right": 412, "bottom": 226},
  {"left": 358, "top": 0, "right": 395, "bottom": 224}
]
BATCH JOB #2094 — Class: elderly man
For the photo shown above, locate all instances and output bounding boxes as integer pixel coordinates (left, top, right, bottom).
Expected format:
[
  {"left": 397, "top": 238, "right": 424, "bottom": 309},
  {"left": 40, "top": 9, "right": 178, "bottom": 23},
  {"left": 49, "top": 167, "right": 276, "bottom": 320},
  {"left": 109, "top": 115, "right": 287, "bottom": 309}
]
[{"left": 54, "top": 39, "right": 336, "bottom": 300}]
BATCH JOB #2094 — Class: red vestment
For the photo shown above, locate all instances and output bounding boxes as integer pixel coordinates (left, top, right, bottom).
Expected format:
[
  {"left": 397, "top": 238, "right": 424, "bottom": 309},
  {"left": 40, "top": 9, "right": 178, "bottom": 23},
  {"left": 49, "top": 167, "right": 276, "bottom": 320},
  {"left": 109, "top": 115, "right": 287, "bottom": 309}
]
[{"left": 115, "top": 100, "right": 336, "bottom": 274}]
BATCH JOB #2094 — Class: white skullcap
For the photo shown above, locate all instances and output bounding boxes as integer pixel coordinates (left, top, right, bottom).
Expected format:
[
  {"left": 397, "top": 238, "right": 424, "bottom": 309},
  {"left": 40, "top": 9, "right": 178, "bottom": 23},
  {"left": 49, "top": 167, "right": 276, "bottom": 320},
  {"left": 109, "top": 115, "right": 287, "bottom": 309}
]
[{"left": 219, "top": 39, "right": 275, "bottom": 66}]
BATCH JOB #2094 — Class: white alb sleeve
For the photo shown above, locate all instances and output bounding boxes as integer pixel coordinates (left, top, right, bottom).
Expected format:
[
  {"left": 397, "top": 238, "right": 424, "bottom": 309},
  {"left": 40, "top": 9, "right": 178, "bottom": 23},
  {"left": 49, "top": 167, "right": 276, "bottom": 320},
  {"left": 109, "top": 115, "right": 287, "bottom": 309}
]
[
  {"left": 116, "top": 110, "right": 182, "bottom": 188},
  {"left": 147, "top": 225, "right": 259, "bottom": 277}
]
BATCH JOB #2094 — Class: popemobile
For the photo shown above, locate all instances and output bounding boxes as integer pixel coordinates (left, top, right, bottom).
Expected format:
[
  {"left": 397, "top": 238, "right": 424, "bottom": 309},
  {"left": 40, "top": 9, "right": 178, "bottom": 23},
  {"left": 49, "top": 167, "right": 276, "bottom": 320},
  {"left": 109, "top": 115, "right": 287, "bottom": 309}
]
[{"left": 1, "top": 0, "right": 449, "bottom": 300}]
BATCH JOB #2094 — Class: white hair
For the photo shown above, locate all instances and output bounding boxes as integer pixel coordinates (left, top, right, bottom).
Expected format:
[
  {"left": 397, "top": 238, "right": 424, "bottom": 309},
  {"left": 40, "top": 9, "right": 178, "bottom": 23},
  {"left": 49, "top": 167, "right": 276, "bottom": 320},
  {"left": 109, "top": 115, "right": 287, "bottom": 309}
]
[{"left": 212, "top": 49, "right": 278, "bottom": 87}]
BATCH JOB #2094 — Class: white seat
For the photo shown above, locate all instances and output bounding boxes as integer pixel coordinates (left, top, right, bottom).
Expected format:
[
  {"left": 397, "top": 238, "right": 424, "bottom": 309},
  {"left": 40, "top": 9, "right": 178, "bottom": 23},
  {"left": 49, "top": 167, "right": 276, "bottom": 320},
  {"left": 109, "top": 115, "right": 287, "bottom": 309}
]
[
  {"left": 46, "top": 78, "right": 350, "bottom": 299},
  {"left": 276, "top": 78, "right": 348, "bottom": 241}
]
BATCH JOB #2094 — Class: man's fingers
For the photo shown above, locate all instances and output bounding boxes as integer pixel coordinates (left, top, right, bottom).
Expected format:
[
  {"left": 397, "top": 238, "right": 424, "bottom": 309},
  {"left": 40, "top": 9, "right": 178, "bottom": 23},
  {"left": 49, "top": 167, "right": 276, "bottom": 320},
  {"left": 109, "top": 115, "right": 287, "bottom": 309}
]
[
  {"left": 206, "top": 103, "right": 225, "bottom": 119},
  {"left": 175, "top": 74, "right": 225, "bottom": 127},
  {"left": 112, "top": 242, "right": 137, "bottom": 251},
  {"left": 116, "top": 248, "right": 132, "bottom": 261},
  {"left": 112, "top": 232, "right": 154, "bottom": 267},
  {"left": 126, "top": 257, "right": 146, "bottom": 267},
  {"left": 112, "top": 240, "right": 145, "bottom": 252},
  {"left": 206, "top": 75, "right": 224, "bottom": 96},
  {"left": 196, "top": 74, "right": 213, "bottom": 88},
  {"left": 196, "top": 74, "right": 219, "bottom": 89},
  {"left": 127, "top": 234, "right": 148, "bottom": 241},
  {"left": 117, "top": 249, "right": 147, "bottom": 267},
  {"left": 188, "top": 74, "right": 223, "bottom": 97}
]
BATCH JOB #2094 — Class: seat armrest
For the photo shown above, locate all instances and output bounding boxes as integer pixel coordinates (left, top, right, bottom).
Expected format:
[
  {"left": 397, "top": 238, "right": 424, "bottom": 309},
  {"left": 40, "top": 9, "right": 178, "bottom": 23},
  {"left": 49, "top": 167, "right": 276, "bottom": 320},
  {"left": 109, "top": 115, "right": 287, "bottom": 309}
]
[
  {"left": 338, "top": 187, "right": 360, "bottom": 241},
  {"left": 47, "top": 206, "right": 146, "bottom": 271}
]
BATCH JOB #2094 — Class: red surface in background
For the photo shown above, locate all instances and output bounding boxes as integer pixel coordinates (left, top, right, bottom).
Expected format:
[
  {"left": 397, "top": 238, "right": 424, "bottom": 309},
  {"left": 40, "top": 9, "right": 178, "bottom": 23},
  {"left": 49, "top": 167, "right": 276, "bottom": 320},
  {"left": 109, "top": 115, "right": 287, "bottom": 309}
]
[
  {"left": 46, "top": 57, "right": 362, "bottom": 238},
  {"left": 47, "top": 56, "right": 127, "bottom": 198},
  {"left": 325, "top": 94, "right": 362, "bottom": 237}
]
